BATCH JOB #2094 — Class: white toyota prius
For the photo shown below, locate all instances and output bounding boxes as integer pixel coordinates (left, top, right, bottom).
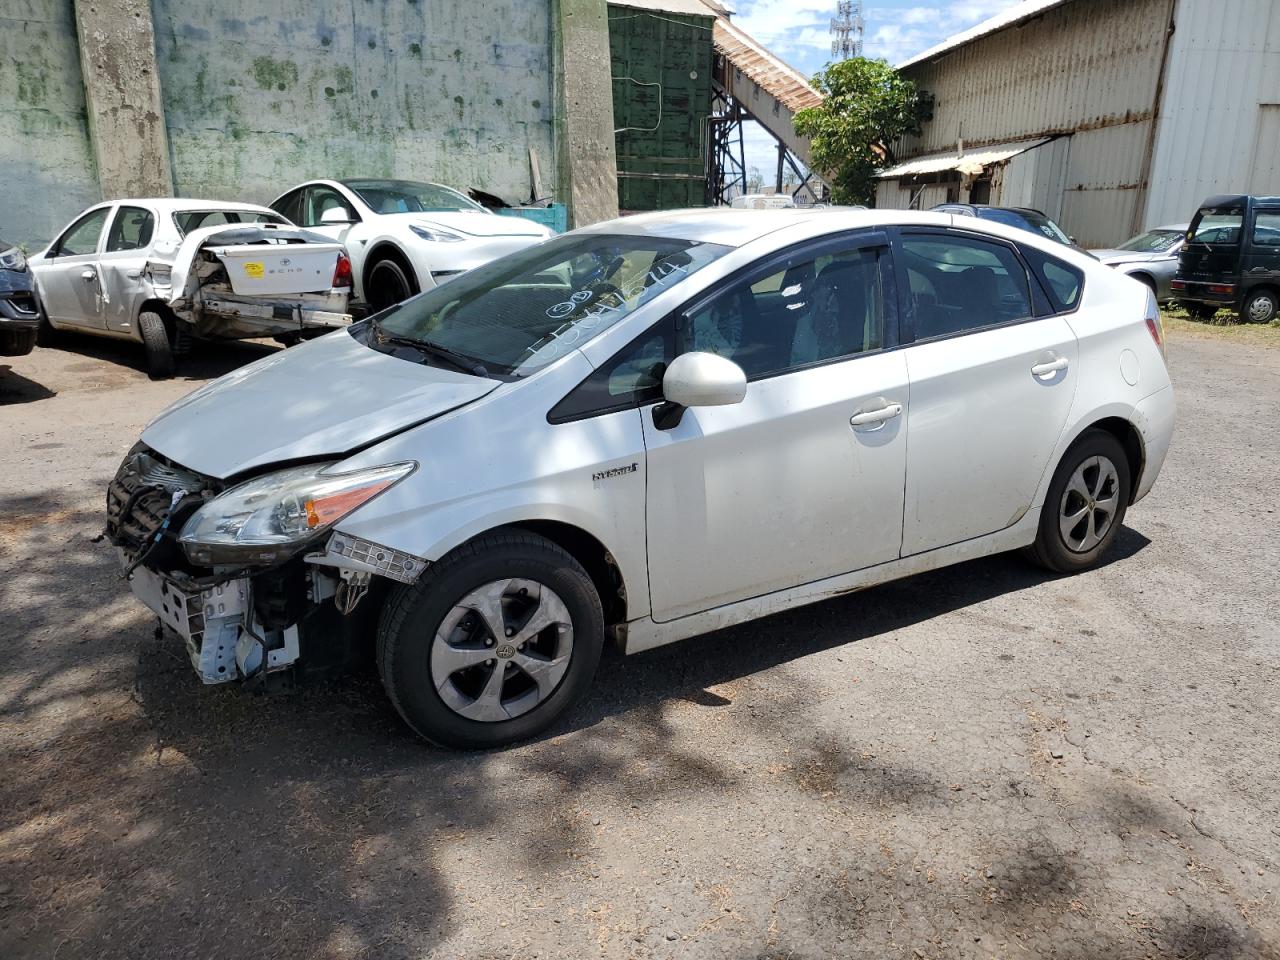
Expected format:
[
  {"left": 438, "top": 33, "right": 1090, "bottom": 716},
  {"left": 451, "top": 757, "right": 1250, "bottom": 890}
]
[{"left": 107, "top": 209, "right": 1175, "bottom": 749}]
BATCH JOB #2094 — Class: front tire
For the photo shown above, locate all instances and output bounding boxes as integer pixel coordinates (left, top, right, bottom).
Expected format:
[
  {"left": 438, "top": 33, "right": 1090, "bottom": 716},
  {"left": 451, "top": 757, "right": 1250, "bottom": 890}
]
[
  {"left": 1024, "top": 429, "right": 1132, "bottom": 573},
  {"left": 366, "top": 254, "right": 417, "bottom": 313},
  {"left": 137, "top": 310, "right": 174, "bottom": 380},
  {"left": 377, "top": 531, "right": 604, "bottom": 750},
  {"left": 1242, "top": 288, "right": 1278, "bottom": 324}
]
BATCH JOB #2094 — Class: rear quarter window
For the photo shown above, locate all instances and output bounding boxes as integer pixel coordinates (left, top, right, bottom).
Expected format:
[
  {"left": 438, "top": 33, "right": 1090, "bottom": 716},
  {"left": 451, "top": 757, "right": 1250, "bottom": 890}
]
[{"left": 1020, "top": 245, "right": 1085, "bottom": 313}]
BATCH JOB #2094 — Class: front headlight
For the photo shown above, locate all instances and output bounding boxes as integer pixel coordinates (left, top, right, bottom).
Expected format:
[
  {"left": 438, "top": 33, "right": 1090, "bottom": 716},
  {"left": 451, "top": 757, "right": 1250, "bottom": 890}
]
[
  {"left": 0, "top": 246, "right": 27, "bottom": 271},
  {"left": 179, "top": 461, "right": 415, "bottom": 566},
  {"left": 410, "top": 223, "right": 465, "bottom": 243}
]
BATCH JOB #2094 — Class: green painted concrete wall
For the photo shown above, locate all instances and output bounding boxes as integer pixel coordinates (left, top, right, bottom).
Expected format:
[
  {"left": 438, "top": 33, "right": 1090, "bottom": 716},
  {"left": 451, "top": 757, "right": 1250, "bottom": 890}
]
[
  {"left": 151, "top": 0, "right": 557, "bottom": 207},
  {"left": 0, "top": 0, "right": 100, "bottom": 245}
]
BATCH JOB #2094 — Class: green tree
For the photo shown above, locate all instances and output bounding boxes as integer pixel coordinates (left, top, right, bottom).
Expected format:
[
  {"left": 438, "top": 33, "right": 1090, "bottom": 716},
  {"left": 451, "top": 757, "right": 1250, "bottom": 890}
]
[{"left": 793, "top": 57, "right": 921, "bottom": 206}]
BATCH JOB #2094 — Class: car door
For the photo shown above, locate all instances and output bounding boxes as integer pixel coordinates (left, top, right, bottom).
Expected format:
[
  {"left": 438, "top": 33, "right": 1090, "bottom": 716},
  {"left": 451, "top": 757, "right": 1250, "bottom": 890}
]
[
  {"left": 97, "top": 204, "right": 157, "bottom": 335},
  {"left": 1244, "top": 206, "right": 1280, "bottom": 298},
  {"left": 640, "top": 233, "right": 910, "bottom": 623},
  {"left": 894, "top": 228, "right": 1078, "bottom": 556},
  {"left": 35, "top": 206, "right": 113, "bottom": 330}
]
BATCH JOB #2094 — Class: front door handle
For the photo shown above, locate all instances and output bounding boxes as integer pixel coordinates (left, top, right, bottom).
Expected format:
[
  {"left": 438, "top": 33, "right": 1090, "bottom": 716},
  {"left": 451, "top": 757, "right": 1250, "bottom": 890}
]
[
  {"left": 80, "top": 269, "right": 96, "bottom": 281},
  {"left": 1031, "top": 357, "right": 1069, "bottom": 378},
  {"left": 850, "top": 401, "right": 903, "bottom": 429}
]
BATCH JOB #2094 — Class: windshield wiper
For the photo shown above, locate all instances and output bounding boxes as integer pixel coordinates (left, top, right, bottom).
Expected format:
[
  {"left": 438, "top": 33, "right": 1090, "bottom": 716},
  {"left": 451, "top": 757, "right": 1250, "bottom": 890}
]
[{"left": 369, "top": 315, "right": 490, "bottom": 377}]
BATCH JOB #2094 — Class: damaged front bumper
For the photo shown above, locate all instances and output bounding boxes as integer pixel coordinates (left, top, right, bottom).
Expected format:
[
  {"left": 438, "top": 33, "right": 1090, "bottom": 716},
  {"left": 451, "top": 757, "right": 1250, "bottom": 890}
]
[
  {"left": 108, "top": 445, "right": 425, "bottom": 685},
  {"left": 126, "top": 563, "right": 299, "bottom": 683}
]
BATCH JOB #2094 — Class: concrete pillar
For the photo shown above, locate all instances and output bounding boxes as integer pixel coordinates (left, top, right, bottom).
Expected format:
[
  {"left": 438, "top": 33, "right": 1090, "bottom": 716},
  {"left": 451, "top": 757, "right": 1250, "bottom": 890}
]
[
  {"left": 554, "top": 0, "right": 619, "bottom": 227},
  {"left": 72, "top": 0, "right": 172, "bottom": 199}
]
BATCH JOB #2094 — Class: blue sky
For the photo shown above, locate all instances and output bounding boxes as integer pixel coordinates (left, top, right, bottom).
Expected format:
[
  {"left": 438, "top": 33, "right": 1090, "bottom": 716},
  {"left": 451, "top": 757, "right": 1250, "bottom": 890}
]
[{"left": 731, "top": 0, "right": 1023, "bottom": 180}]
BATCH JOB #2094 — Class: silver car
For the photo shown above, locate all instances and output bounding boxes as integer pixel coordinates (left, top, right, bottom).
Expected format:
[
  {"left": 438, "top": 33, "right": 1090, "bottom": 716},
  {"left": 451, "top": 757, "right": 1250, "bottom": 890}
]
[{"left": 1089, "top": 224, "right": 1187, "bottom": 302}]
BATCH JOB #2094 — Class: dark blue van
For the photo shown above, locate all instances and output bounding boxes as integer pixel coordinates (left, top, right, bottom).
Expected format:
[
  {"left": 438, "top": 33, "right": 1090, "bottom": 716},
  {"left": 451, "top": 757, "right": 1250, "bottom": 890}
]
[{"left": 1173, "top": 195, "right": 1280, "bottom": 323}]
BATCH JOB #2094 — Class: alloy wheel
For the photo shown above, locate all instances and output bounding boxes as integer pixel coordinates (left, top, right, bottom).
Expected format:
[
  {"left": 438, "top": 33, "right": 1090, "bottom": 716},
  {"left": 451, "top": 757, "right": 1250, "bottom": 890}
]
[
  {"left": 430, "top": 578, "right": 574, "bottom": 722},
  {"left": 1059, "top": 455, "right": 1121, "bottom": 553},
  {"left": 1247, "top": 294, "right": 1277, "bottom": 323}
]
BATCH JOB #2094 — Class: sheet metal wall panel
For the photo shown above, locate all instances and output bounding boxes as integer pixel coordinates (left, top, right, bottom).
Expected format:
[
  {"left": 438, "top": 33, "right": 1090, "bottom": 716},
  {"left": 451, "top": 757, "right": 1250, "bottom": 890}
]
[
  {"left": 896, "top": 0, "right": 1170, "bottom": 158},
  {"left": 1145, "top": 0, "right": 1280, "bottom": 227}
]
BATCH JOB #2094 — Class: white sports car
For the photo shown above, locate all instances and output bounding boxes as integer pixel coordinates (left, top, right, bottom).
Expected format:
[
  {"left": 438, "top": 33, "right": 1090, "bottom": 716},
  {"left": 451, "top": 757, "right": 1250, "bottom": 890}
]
[
  {"left": 109, "top": 208, "right": 1175, "bottom": 748},
  {"left": 269, "top": 179, "right": 553, "bottom": 312}
]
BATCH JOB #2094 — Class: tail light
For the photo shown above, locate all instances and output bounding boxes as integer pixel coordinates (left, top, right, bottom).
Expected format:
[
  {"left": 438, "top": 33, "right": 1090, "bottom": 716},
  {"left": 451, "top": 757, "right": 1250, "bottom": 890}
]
[
  {"left": 1208, "top": 283, "right": 1234, "bottom": 295},
  {"left": 332, "top": 253, "right": 352, "bottom": 289},
  {"left": 1144, "top": 289, "right": 1166, "bottom": 362},
  {"left": 1170, "top": 279, "right": 1186, "bottom": 291}
]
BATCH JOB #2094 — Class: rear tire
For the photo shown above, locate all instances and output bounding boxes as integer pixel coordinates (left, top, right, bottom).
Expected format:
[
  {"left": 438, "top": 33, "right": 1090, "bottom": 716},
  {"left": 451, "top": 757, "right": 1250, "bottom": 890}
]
[
  {"left": 1024, "top": 429, "right": 1132, "bottom": 574},
  {"left": 377, "top": 530, "right": 604, "bottom": 750},
  {"left": 138, "top": 310, "right": 174, "bottom": 380},
  {"left": 1242, "top": 288, "right": 1278, "bottom": 324}
]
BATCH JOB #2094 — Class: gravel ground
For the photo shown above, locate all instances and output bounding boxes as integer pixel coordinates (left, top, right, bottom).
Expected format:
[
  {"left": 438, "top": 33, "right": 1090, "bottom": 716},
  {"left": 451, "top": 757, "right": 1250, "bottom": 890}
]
[{"left": 1, "top": 328, "right": 1278, "bottom": 960}]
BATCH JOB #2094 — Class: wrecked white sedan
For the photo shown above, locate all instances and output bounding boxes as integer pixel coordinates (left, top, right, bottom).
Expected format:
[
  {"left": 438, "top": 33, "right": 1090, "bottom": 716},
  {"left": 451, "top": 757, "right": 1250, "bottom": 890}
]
[
  {"left": 108, "top": 209, "right": 1173, "bottom": 750},
  {"left": 30, "top": 199, "right": 353, "bottom": 378}
]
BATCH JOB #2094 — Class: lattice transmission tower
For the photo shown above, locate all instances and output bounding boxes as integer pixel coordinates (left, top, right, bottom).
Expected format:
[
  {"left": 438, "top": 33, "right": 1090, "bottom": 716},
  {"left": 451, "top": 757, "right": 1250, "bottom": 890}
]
[{"left": 830, "top": 0, "right": 864, "bottom": 59}]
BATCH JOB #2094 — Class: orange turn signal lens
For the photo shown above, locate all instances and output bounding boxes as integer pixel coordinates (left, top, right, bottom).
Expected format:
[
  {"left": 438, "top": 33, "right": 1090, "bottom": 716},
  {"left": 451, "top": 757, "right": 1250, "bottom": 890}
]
[{"left": 304, "top": 481, "right": 394, "bottom": 529}]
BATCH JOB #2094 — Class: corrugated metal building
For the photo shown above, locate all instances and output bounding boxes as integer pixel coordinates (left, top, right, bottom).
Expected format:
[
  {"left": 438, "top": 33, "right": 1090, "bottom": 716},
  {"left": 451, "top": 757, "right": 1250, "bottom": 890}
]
[{"left": 874, "top": 0, "right": 1280, "bottom": 247}]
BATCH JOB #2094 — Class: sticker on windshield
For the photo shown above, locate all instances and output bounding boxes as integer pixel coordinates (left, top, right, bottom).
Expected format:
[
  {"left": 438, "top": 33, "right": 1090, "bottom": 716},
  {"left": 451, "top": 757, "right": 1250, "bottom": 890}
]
[{"left": 243, "top": 262, "right": 265, "bottom": 279}]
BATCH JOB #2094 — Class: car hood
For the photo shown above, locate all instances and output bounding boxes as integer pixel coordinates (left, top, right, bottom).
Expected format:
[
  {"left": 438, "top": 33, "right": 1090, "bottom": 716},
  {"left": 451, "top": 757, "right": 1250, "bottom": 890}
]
[
  {"left": 385, "top": 210, "right": 549, "bottom": 238},
  {"left": 141, "top": 328, "right": 499, "bottom": 480},
  {"left": 1089, "top": 249, "right": 1164, "bottom": 265}
]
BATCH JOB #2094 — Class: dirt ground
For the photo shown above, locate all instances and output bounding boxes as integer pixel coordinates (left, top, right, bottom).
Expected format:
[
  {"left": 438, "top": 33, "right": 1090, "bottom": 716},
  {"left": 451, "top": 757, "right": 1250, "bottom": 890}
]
[{"left": 1, "top": 326, "right": 1278, "bottom": 960}]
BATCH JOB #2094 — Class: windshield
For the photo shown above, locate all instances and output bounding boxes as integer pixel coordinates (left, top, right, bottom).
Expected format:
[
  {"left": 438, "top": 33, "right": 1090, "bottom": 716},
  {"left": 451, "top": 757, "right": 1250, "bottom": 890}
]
[
  {"left": 1187, "top": 207, "right": 1244, "bottom": 246},
  {"left": 344, "top": 179, "right": 483, "bottom": 214},
  {"left": 173, "top": 210, "right": 286, "bottom": 235},
  {"left": 373, "top": 233, "right": 730, "bottom": 377},
  {"left": 1118, "top": 229, "right": 1182, "bottom": 253},
  {"left": 977, "top": 208, "right": 1071, "bottom": 244}
]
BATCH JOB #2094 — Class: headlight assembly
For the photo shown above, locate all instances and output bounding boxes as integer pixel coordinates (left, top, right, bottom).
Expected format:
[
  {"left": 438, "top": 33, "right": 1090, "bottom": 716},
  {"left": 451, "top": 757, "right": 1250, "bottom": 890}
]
[
  {"left": 0, "top": 245, "right": 27, "bottom": 271},
  {"left": 409, "top": 223, "right": 465, "bottom": 243},
  {"left": 179, "top": 461, "right": 415, "bottom": 566}
]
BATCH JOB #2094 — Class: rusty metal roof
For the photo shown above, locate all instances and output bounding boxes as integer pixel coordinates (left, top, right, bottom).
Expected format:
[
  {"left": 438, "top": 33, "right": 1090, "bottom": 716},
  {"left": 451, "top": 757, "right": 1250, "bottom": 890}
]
[{"left": 713, "top": 17, "right": 823, "bottom": 114}]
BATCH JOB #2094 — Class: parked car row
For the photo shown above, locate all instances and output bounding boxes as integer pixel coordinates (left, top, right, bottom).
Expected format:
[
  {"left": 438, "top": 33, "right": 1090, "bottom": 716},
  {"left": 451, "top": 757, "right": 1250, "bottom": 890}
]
[
  {"left": 927, "top": 196, "right": 1280, "bottom": 324},
  {"left": 14, "top": 178, "right": 555, "bottom": 376}
]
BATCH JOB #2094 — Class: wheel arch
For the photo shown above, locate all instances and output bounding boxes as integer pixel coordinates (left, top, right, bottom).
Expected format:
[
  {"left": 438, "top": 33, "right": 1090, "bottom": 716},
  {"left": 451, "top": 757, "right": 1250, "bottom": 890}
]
[
  {"left": 492, "top": 520, "right": 628, "bottom": 628},
  {"left": 1073, "top": 415, "right": 1145, "bottom": 504},
  {"left": 362, "top": 241, "right": 420, "bottom": 296}
]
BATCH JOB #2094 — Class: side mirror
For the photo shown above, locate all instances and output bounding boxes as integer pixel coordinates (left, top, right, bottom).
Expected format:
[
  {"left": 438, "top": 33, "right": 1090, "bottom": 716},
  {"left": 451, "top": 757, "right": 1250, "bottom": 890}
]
[
  {"left": 319, "top": 207, "right": 353, "bottom": 225},
  {"left": 653, "top": 351, "right": 747, "bottom": 429}
]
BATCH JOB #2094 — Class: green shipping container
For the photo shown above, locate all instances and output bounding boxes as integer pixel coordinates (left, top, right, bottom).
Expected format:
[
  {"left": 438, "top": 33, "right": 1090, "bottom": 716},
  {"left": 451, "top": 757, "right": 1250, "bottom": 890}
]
[{"left": 607, "top": 5, "right": 714, "bottom": 211}]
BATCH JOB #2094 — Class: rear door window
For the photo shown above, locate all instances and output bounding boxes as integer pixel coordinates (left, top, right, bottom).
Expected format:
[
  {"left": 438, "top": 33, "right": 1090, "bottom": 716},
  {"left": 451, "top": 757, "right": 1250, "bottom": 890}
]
[
  {"left": 1020, "top": 245, "right": 1085, "bottom": 312},
  {"left": 899, "top": 233, "right": 1032, "bottom": 340},
  {"left": 104, "top": 206, "right": 155, "bottom": 252}
]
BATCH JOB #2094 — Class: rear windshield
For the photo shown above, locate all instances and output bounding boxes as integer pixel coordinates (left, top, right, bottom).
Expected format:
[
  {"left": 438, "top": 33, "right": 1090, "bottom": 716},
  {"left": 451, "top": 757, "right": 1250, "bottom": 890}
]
[
  {"left": 1118, "top": 229, "right": 1182, "bottom": 253},
  {"left": 372, "top": 232, "right": 729, "bottom": 377},
  {"left": 173, "top": 210, "right": 287, "bottom": 236},
  {"left": 1187, "top": 206, "right": 1244, "bottom": 246},
  {"left": 977, "top": 208, "right": 1071, "bottom": 245}
]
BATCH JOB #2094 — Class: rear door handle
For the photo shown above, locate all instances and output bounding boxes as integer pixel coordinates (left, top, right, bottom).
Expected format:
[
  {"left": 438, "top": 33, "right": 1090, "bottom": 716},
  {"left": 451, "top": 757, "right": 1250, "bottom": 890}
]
[
  {"left": 1031, "top": 357, "right": 1069, "bottom": 378},
  {"left": 850, "top": 401, "right": 903, "bottom": 429}
]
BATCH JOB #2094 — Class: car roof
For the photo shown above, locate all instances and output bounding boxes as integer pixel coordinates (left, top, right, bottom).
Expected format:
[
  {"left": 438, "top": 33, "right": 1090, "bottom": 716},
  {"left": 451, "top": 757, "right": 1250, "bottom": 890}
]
[
  {"left": 578, "top": 208, "right": 955, "bottom": 248},
  {"left": 96, "top": 198, "right": 279, "bottom": 214}
]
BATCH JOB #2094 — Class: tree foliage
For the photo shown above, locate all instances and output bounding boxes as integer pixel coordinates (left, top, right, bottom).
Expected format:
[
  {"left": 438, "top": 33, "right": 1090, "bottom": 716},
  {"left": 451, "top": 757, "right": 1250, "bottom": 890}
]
[{"left": 793, "top": 58, "right": 921, "bottom": 206}]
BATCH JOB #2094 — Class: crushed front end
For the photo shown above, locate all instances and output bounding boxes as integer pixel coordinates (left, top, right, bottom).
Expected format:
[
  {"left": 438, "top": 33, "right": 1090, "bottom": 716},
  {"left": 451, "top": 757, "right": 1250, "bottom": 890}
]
[{"left": 106, "top": 444, "right": 422, "bottom": 685}]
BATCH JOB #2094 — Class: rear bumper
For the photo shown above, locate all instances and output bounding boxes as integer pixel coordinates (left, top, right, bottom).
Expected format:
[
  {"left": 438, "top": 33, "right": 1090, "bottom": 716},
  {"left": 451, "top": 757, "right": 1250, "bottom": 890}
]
[
  {"left": 1170, "top": 279, "right": 1238, "bottom": 307},
  {"left": 1132, "top": 385, "right": 1175, "bottom": 503}
]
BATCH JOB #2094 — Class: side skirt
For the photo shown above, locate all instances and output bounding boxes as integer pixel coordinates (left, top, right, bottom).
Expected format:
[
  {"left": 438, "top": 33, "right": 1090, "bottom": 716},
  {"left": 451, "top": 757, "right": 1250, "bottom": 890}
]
[{"left": 619, "top": 510, "right": 1041, "bottom": 655}]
